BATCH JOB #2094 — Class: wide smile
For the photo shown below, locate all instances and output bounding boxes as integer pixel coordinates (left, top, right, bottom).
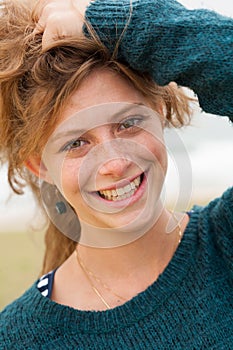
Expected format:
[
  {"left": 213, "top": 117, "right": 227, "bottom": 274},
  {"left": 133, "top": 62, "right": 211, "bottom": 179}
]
[{"left": 98, "top": 173, "right": 144, "bottom": 202}]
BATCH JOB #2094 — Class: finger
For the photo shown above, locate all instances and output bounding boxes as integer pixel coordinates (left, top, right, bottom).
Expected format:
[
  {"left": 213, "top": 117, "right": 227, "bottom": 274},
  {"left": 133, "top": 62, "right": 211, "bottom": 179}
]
[
  {"left": 41, "top": 27, "right": 59, "bottom": 49},
  {"left": 32, "top": 1, "right": 52, "bottom": 35},
  {"left": 72, "top": 0, "right": 94, "bottom": 17},
  {"left": 41, "top": 15, "right": 84, "bottom": 49},
  {"left": 33, "top": 19, "right": 46, "bottom": 35},
  {"left": 32, "top": 0, "right": 50, "bottom": 23},
  {"left": 32, "top": 2, "right": 60, "bottom": 32}
]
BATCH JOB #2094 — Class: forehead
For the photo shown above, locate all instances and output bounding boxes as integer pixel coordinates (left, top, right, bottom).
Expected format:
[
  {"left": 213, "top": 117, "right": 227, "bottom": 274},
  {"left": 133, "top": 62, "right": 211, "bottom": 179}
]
[{"left": 61, "top": 68, "right": 149, "bottom": 122}]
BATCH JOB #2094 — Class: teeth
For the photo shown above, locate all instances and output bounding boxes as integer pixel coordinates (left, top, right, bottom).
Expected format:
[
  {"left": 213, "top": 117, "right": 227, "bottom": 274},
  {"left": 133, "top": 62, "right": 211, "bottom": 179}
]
[
  {"left": 124, "top": 184, "right": 132, "bottom": 193},
  {"left": 116, "top": 188, "right": 125, "bottom": 196},
  {"left": 111, "top": 189, "right": 117, "bottom": 197},
  {"left": 99, "top": 174, "right": 143, "bottom": 201},
  {"left": 130, "top": 182, "right": 136, "bottom": 190},
  {"left": 106, "top": 190, "right": 112, "bottom": 197},
  {"left": 134, "top": 177, "right": 140, "bottom": 186}
]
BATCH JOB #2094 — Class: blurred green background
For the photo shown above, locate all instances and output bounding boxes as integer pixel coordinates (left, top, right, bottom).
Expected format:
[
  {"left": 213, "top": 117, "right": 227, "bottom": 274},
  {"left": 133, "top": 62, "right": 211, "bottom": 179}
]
[{"left": 0, "top": 231, "right": 45, "bottom": 310}]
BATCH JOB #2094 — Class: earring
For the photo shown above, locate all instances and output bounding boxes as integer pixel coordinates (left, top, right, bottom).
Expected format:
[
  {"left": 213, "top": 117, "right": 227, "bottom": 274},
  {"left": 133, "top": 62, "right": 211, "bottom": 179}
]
[
  {"left": 55, "top": 201, "right": 67, "bottom": 214},
  {"left": 40, "top": 181, "right": 81, "bottom": 242},
  {"left": 54, "top": 187, "right": 67, "bottom": 214}
]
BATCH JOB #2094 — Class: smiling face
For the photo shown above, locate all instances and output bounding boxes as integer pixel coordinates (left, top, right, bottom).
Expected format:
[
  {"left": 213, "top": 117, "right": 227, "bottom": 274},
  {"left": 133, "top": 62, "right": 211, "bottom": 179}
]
[{"left": 41, "top": 68, "right": 168, "bottom": 238}]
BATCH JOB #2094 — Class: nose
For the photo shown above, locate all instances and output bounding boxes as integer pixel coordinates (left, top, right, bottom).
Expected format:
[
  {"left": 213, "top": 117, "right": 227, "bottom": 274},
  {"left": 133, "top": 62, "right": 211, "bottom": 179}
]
[{"left": 98, "top": 157, "right": 132, "bottom": 178}]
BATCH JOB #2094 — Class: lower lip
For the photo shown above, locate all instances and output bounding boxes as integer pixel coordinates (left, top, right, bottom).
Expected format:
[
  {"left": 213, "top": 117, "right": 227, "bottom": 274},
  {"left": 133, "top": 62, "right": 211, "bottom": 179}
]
[{"left": 91, "top": 171, "right": 148, "bottom": 208}]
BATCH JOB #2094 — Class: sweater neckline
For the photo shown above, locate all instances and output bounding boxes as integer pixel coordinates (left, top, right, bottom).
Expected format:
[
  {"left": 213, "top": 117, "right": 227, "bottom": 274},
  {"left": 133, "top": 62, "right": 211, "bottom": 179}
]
[{"left": 22, "top": 210, "right": 199, "bottom": 334}]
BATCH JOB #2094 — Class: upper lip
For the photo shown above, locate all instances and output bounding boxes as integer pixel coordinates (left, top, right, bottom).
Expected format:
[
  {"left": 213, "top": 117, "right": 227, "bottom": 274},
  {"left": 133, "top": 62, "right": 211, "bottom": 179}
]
[{"left": 96, "top": 171, "right": 144, "bottom": 192}]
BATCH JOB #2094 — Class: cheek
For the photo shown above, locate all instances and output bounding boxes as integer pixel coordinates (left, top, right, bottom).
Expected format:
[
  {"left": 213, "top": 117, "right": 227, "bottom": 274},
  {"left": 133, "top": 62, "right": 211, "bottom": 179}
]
[
  {"left": 60, "top": 160, "right": 81, "bottom": 198},
  {"left": 141, "top": 135, "right": 168, "bottom": 174},
  {"left": 152, "top": 143, "right": 167, "bottom": 172}
]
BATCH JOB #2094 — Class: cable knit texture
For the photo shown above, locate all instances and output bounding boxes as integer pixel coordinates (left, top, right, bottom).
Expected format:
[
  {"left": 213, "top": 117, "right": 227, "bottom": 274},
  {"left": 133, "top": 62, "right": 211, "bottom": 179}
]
[
  {"left": 0, "top": 188, "right": 233, "bottom": 349},
  {"left": 1, "top": 0, "right": 233, "bottom": 349}
]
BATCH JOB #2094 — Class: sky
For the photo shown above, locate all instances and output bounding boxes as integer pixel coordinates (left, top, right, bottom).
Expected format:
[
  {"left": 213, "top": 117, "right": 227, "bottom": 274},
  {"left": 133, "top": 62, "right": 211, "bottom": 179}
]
[
  {"left": 179, "top": 0, "right": 233, "bottom": 16},
  {"left": 0, "top": 0, "right": 232, "bottom": 232}
]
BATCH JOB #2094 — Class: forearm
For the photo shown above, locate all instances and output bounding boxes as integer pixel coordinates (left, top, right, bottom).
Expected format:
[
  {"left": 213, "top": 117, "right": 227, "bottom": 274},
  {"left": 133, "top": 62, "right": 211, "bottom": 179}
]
[{"left": 86, "top": 0, "right": 233, "bottom": 120}]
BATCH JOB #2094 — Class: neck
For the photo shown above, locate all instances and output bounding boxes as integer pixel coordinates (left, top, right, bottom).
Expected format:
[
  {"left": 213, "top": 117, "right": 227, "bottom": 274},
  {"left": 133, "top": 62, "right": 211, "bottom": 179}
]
[
  {"left": 74, "top": 208, "right": 187, "bottom": 280},
  {"left": 54, "top": 208, "right": 189, "bottom": 310}
]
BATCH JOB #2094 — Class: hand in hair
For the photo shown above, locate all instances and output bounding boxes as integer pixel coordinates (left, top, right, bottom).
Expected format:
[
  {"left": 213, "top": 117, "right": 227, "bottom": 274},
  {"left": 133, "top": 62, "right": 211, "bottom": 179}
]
[{"left": 33, "top": 0, "right": 92, "bottom": 49}]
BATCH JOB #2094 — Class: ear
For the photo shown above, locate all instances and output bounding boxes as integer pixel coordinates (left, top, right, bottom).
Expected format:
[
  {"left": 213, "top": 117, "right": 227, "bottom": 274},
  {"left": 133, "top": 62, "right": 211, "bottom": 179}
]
[{"left": 25, "top": 156, "right": 53, "bottom": 184}]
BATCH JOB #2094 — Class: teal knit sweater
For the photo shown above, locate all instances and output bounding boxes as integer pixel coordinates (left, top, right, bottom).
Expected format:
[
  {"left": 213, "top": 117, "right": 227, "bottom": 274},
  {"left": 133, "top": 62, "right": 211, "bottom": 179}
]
[
  {"left": 1, "top": 1, "right": 233, "bottom": 349},
  {"left": 1, "top": 189, "right": 233, "bottom": 349},
  {"left": 86, "top": 0, "right": 233, "bottom": 121}
]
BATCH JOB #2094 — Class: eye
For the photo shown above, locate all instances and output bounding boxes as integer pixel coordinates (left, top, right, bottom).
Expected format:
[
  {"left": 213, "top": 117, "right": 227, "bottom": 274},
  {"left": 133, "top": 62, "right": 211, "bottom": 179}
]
[
  {"left": 118, "top": 116, "right": 143, "bottom": 131},
  {"left": 60, "top": 139, "right": 87, "bottom": 153}
]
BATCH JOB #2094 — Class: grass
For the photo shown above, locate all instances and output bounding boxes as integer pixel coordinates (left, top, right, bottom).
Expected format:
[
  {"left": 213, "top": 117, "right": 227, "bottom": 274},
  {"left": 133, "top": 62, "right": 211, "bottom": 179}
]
[{"left": 0, "top": 231, "right": 45, "bottom": 310}]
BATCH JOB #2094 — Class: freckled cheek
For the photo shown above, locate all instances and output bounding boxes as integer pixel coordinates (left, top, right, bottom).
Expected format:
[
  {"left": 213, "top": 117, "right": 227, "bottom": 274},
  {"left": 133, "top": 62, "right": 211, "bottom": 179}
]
[
  {"left": 60, "top": 160, "right": 82, "bottom": 198},
  {"left": 155, "top": 144, "right": 167, "bottom": 173},
  {"left": 143, "top": 138, "right": 167, "bottom": 174}
]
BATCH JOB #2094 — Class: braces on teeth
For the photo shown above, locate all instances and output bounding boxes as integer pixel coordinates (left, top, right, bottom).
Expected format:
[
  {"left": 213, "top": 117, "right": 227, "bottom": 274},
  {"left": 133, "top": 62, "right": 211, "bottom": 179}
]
[{"left": 98, "top": 174, "right": 143, "bottom": 201}]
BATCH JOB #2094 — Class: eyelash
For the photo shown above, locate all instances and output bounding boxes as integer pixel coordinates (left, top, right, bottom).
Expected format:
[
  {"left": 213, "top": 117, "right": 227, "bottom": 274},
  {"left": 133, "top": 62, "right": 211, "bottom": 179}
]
[
  {"left": 60, "top": 116, "right": 143, "bottom": 153},
  {"left": 61, "top": 139, "right": 87, "bottom": 152},
  {"left": 118, "top": 116, "right": 143, "bottom": 131}
]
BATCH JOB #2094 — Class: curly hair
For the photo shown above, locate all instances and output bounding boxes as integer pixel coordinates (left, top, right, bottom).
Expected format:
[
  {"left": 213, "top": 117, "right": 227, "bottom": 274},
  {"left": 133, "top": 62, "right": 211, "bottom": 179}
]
[{"left": 0, "top": 0, "right": 193, "bottom": 274}]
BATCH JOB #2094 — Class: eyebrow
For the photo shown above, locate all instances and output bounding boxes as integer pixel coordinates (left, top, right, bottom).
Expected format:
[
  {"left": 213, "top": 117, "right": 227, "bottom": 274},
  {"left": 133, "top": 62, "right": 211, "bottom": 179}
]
[{"left": 51, "top": 103, "right": 147, "bottom": 142}]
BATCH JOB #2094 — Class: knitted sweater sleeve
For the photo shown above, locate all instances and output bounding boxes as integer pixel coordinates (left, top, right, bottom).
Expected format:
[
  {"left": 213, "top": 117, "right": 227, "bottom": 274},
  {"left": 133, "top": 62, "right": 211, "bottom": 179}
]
[
  {"left": 205, "top": 187, "right": 233, "bottom": 273},
  {"left": 86, "top": 0, "right": 233, "bottom": 121}
]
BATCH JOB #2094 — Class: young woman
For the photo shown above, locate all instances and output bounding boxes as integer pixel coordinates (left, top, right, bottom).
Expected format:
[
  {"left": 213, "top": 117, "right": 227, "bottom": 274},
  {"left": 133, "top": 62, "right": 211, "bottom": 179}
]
[{"left": 0, "top": 0, "right": 232, "bottom": 349}]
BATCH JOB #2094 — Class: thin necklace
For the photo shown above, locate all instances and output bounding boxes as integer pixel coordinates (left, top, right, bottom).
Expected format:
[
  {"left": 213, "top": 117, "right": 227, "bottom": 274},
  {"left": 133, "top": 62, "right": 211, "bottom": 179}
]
[
  {"left": 76, "top": 250, "right": 127, "bottom": 310},
  {"left": 172, "top": 212, "right": 183, "bottom": 244},
  {"left": 75, "top": 214, "right": 182, "bottom": 310}
]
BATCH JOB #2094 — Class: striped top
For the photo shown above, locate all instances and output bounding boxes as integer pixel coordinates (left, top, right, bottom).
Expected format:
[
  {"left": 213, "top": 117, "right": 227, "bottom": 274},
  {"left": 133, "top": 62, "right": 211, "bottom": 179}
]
[{"left": 37, "top": 270, "right": 56, "bottom": 299}]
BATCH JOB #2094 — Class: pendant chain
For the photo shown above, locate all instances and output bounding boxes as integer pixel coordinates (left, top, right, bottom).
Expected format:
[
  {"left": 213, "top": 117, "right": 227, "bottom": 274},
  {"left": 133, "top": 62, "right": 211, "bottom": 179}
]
[
  {"left": 172, "top": 212, "right": 183, "bottom": 244},
  {"left": 76, "top": 250, "right": 127, "bottom": 310},
  {"left": 75, "top": 213, "right": 183, "bottom": 310}
]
